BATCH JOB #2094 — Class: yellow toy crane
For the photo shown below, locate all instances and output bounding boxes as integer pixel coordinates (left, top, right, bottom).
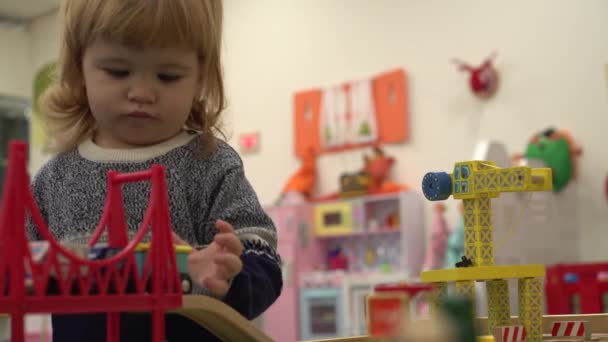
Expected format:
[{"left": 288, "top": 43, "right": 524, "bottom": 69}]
[
  {"left": 420, "top": 160, "right": 553, "bottom": 342},
  {"left": 421, "top": 160, "right": 552, "bottom": 267}
]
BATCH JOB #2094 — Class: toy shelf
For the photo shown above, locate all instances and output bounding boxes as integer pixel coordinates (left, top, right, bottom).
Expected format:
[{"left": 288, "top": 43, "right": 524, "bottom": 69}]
[
  {"left": 315, "top": 227, "right": 400, "bottom": 239},
  {"left": 262, "top": 190, "right": 425, "bottom": 341},
  {"left": 312, "top": 191, "right": 425, "bottom": 276}
]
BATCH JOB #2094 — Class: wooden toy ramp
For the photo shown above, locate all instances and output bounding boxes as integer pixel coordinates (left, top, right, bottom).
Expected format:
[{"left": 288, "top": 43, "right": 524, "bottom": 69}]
[
  {"left": 290, "top": 314, "right": 608, "bottom": 342},
  {"left": 175, "top": 295, "right": 273, "bottom": 342},
  {"left": 177, "top": 298, "right": 608, "bottom": 342}
]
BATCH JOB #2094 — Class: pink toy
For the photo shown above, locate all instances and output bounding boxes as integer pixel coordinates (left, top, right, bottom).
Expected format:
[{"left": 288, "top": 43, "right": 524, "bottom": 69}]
[
  {"left": 423, "top": 203, "right": 450, "bottom": 270},
  {"left": 327, "top": 246, "right": 348, "bottom": 271}
]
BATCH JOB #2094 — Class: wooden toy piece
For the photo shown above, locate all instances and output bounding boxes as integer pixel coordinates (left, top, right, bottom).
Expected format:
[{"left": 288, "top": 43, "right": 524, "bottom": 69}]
[
  {"left": 436, "top": 296, "right": 477, "bottom": 342},
  {"left": 551, "top": 321, "right": 591, "bottom": 340},
  {"left": 421, "top": 160, "right": 553, "bottom": 341},
  {"left": 175, "top": 295, "right": 273, "bottom": 342},
  {"left": 475, "top": 313, "right": 608, "bottom": 336},
  {"left": 493, "top": 325, "right": 526, "bottom": 342},
  {"left": 366, "top": 291, "right": 411, "bottom": 337},
  {"left": 339, "top": 170, "right": 371, "bottom": 198},
  {"left": 400, "top": 313, "right": 457, "bottom": 342}
]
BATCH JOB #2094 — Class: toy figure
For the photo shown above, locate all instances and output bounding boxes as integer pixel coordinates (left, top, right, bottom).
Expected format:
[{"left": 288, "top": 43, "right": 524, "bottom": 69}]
[
  {"left": 514, "top": 127, "right": 582, "bottom": 192},
  {"left": 423, "top": 203, "right": 450, "bottom": 270},
  {"left": 455, "top": 256, "right": 473, "bottom": 268},
  {"left": 363, "top": 146, "right": 408, "bottom": 195},
  {"left": 278, "top": 146, "right": 317, "bottom": 203},
  {"left": 339, "top": 170, "right": 370, "bottom": 198},
  {"left": 318, "top": 145, "right": 409, "bottom": 200}
]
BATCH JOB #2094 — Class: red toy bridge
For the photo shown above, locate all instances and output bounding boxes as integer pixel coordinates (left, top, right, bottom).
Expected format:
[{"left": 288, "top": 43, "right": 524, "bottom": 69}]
[{"left": 0, "top": 141, "right": 183, "bottom": 342}]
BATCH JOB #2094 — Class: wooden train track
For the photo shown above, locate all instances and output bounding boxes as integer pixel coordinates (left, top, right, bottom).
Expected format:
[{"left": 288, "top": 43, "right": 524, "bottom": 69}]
[{"left": 173, "top": 298, "right": 608, "bottom": 342}]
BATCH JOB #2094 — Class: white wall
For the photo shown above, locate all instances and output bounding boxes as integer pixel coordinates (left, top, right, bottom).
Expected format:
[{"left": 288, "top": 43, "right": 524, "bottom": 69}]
[
  {"left": 0, "top": 24, "right": 31, "bottom": 98},
  {"left": 26, "top": 10, "right": 60, "bottom": 172},
  {"left": 28, "top": 11, "right": 60, "bottom": 74},
  {"left": 5, "top": 0, "right": 608, "bottom": 260},
  {"left": 220, "top": 0, "right": 608, "bottom": 261}
]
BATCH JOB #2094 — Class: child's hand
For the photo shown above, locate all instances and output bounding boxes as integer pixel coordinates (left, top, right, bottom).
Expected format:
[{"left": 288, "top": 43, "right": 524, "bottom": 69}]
[{"left": 172, "top": 219, "right": 243, "bottom": 298}]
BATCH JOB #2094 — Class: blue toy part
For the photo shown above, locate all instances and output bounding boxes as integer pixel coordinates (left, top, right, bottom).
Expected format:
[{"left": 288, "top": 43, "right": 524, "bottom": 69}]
[
  {"left": 422, "top": 172, "right": 452, "bottom": 201},
  {"left": 564, "top": 273, "right": 578, "bottom": 283}
]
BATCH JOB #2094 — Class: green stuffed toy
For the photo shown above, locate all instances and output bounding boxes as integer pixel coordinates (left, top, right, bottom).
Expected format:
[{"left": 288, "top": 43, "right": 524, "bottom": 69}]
[{"left": 523, "top": 127, "right": 582, "bottom": 192}]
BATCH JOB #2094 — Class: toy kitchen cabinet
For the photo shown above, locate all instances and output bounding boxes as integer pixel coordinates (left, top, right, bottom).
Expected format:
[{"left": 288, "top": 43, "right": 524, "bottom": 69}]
[
  {"left": 262, "top": 191, "right": 425, "bottom": 341},
  {"left": 312, "top": 191, "right": 425, "bottom": 277},
  {"left": 262, "top": 203, "right": 323, "bottom": 342}
]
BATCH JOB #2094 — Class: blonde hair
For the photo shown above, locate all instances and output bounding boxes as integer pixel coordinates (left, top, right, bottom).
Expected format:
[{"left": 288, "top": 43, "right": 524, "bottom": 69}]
[{"left": 41, "top": 0, "right": 226, "bottom": 154}]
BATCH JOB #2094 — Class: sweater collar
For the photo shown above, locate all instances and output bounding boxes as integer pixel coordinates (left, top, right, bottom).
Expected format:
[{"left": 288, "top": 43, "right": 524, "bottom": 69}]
[{"left": 78, "top": 131, "right": 198, "bottom": 163}]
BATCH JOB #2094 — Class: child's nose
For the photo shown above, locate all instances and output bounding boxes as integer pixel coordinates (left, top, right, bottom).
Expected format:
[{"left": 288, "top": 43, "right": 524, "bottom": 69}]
[{"left": 127, "top": 81, "right": 156, "bottom": 104}]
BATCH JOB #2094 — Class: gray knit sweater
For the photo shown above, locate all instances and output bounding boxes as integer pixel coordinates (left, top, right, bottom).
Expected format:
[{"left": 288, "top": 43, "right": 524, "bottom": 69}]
[{"left": 27, "top": 131, "right": 281, "bottom": 301}]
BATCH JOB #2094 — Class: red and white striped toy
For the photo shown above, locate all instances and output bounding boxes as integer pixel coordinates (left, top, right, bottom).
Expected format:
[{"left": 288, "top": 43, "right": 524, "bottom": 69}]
[
  {"left": 551, "top": 321, "right": 591, "bottom": 340},
  {"left": 493, "top": 325, "right": 526, "bottom": 342}
]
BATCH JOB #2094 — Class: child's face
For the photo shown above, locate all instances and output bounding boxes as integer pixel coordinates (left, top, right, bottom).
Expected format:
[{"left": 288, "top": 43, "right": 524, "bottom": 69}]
[{"left": 82, "top": 38, "right": 201, "bottom": 148}]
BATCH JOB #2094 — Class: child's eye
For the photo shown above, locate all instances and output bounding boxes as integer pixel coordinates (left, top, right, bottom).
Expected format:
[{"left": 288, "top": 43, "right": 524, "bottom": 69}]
[
  {"left": 158, "top": 73, "right": 181, "bottom": 82},
  {"left": 103, "top": 68, "right": 130, "bottom": 78}
]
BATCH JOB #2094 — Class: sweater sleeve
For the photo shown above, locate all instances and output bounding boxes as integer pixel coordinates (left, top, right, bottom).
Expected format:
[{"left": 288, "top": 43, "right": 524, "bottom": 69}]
[
  {"left": 26, "top": 168, "right": 48, "bottom": 241},
  {"left": 191, "top": 153, "right": 283, "bottom": 320}
]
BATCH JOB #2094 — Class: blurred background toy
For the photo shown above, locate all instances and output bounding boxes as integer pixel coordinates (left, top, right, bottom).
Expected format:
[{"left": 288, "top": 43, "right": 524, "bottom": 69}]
[
  {"left": 452, "top": 52, "right": 499, "bottom": 99},
  {"left": 423, "top": 203, "right": 450, "bottom": 270},
  {"left": 339, "top": 170, "right": 370, "bottom": 198},
  {"left": 513, "top": 127, "right": 582, "bottom": 192},
  {"left": 444, "top": 203, "right": 465, "bottom": 269},
  {"left": 327, "top": 246, "right": 348, "bottom": 270},
  {"left": 319, "top": 145, "right": 410, "bottom": 201},
  {"left": 277, "top": 146, "right": 317, "bottom": 204},
  {"left": 363, "top": 146, "right": 409, "bottom": 195}
]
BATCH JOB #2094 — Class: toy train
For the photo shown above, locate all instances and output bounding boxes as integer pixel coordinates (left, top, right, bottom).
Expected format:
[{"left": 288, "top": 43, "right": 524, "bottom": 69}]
[{"left": 25, "top": 241, "right": 193, "bottom": 295}]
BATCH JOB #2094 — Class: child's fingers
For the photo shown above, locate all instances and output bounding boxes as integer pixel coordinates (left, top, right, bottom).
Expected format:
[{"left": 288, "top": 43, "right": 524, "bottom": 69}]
[
  {"left": 214, "top": 253, "right": 243, "bottom": 278},
  {"left": 187, "top": 248, "right": 206, "bottom": 264},
  {"left": 215, "top": 219, "right": 234, "bottom": 233},
  {"left": 214, "top": 234, "right": 243, "bottom": 255},
  {"left": 172, "top": 232, "right": 190, "bottom": 246},
  {"left": 204, "top": 277, "right": 230, "bottom": 297}
]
